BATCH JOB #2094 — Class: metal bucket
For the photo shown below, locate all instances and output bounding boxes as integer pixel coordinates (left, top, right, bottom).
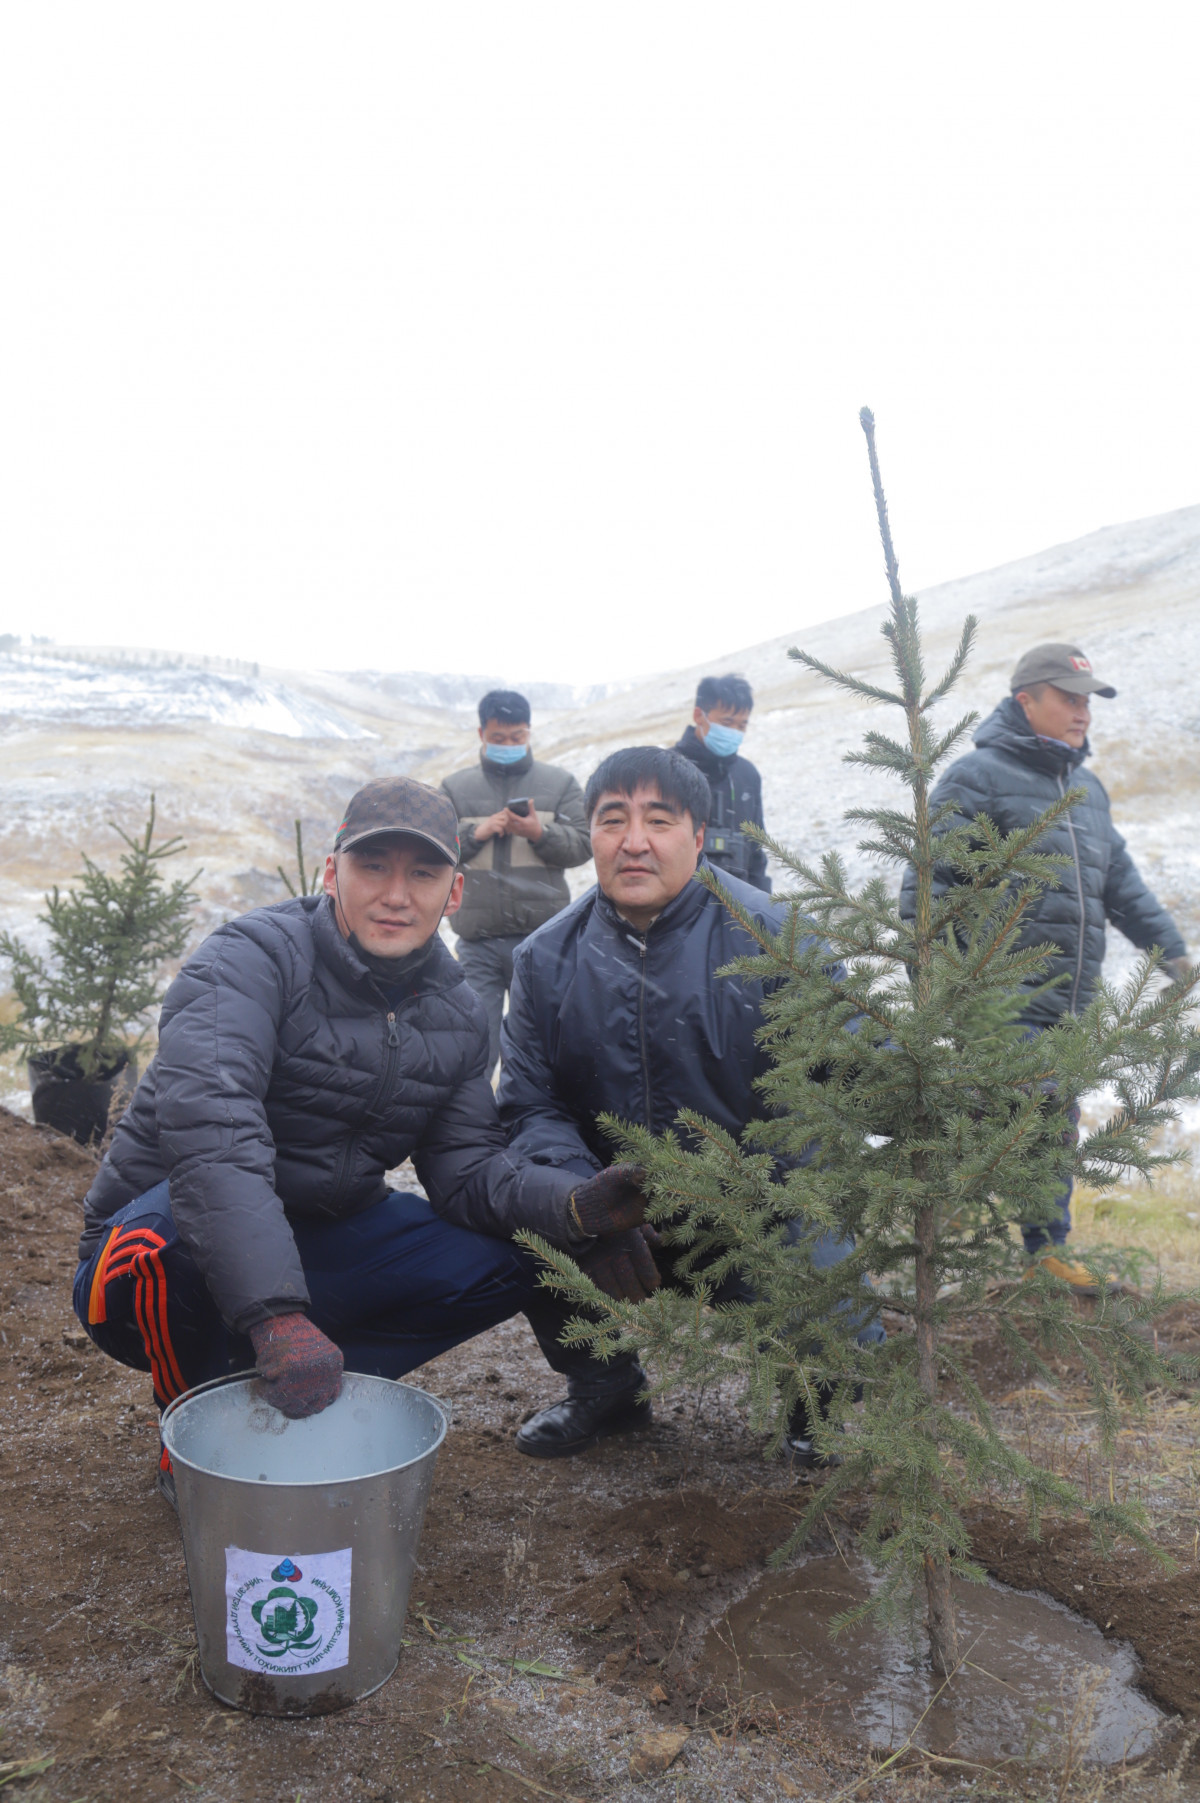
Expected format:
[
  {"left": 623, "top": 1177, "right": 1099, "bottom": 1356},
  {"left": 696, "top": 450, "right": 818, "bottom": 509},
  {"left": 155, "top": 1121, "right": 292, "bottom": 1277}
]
[{"left": 160, "top": 1371, "right": 447, "bottom": 1717}]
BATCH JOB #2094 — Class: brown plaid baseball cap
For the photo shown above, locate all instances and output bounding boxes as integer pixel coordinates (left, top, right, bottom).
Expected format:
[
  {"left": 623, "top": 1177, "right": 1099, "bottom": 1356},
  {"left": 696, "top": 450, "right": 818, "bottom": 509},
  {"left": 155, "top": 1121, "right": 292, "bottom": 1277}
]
[
  {"left": 1010, "top": 643, "right": 1117, "bottom": 699},
  {"left": 334, "top": 777, "right": 460, "bottom": 863}
]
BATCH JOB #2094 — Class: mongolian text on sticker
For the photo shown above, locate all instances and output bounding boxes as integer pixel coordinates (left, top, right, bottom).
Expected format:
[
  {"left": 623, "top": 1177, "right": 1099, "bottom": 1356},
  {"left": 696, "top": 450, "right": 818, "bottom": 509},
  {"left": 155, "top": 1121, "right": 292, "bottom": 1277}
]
[{"left": 225, "top": 1546, "right": 351, "bottom": 1676}]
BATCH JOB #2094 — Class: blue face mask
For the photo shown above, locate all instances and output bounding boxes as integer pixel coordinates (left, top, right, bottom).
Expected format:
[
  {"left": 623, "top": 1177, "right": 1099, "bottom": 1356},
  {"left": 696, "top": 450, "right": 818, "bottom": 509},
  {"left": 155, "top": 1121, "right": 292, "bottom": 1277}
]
[
  {"left": 703, "top": 721, "right": 745, "bottom": 758},
  {"left": 484, "top": 741, "right": 528, "bottom": 766}
]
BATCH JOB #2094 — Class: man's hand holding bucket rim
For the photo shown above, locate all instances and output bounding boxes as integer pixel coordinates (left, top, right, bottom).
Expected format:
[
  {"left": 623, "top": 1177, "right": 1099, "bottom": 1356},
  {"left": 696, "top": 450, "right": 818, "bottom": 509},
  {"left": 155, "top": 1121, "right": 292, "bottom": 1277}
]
[{"left": 249, "top": 1313, "right": 344, "bottom": 1418}]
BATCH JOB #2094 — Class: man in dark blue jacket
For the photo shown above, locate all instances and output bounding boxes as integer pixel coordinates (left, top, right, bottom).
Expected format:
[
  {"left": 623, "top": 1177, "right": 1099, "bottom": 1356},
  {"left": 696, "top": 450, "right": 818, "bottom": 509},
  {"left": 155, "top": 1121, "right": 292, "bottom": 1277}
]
[
  {"left": 899, "top": 643, "right": 1188, "bottom": 1286},
  {"left": 498, "top": 746, "right": 881, "bottom": 1460},
  {"left": 74, "top": 777, "right": 622, "bottom": 1497},
  {"left": 673, "top": 672, "right": 771, "bottom": 893}
]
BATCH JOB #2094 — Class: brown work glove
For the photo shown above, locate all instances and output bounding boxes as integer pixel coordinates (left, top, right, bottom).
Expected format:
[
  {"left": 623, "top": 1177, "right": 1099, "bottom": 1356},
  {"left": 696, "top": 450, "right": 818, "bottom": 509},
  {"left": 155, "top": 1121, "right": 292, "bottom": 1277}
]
[
  {"left": 1163, "top": 955, "right": 1193, "bottom": 988},
  {"left": 249, "top": 1312, "right": 344, "bottom": 1418},
  {"left": 576, "top": 1226, "right": 661, "bottom": 1303},
  {"left": 568, "top": 1163, "right": 649, "bottom": 1238}
]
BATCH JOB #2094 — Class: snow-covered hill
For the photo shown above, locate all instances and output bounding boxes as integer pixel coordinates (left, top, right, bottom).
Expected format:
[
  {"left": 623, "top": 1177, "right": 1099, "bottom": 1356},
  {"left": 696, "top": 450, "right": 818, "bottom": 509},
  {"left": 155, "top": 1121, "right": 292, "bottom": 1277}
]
[
  {"left": 0, "top": 648, "right": 624, "bottom": 736},
  {"left": 332, "top": 670, "right": 625, "bottom": 716},
  {"left": 2, "top": 503, "right": 1197, "bottom": 994},
  {"left": 0, "top": 654, "right": 373, "bottom": 740}
]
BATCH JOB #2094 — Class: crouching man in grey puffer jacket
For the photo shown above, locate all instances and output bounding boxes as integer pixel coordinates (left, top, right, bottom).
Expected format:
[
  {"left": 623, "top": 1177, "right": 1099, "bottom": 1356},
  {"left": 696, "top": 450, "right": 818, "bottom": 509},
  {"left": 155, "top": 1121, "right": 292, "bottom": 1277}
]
[{"left": 73, "top": 777, "right": 616, "bottom": 1500}]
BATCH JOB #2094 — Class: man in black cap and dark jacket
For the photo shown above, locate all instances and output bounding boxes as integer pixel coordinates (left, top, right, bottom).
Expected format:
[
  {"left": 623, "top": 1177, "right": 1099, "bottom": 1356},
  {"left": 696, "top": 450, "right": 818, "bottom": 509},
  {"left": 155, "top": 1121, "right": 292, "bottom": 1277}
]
[
  {"left": 673, "top": 673, "right": 771, "bottom": 893},
  {"left": 74, "top": 777, "right": 628, "bottom": 1495},
  {"left": 899, "top": 642, "right": 1189, "bottom": 1286}
]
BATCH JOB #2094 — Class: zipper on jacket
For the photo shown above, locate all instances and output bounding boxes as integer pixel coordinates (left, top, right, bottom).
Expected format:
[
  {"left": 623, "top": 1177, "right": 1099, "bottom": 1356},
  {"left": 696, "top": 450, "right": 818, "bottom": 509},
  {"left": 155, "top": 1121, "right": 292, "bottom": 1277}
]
[
  {"left": 635, "top": 936, "right": 654, "bottom": 1127},
  {"left": 367, "top": 1008, "right": 402, "bottom": 1116},
  {"left": 329, "top": 1003, "right": 401, "bottom": 1209},
  {"left": 1056, "top": 773, "right": 1088, "bottom": 1013}
]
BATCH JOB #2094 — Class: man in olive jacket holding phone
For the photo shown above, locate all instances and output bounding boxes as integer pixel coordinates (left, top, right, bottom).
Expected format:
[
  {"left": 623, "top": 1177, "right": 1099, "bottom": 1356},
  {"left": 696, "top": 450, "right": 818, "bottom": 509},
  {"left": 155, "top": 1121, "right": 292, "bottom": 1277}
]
[{"left": 441, "top": 689, "right": 591, "bottom": 1073}]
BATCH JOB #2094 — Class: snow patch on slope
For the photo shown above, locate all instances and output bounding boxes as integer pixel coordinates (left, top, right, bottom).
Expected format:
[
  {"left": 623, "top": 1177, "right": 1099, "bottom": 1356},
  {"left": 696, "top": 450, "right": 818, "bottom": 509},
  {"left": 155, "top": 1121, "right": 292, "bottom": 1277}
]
[
  {"left": 0, "top": 656, "right": 372, "bottom": 740},
  {"left": 922, "top": 503, "right": 1200, "bottom": 620}
]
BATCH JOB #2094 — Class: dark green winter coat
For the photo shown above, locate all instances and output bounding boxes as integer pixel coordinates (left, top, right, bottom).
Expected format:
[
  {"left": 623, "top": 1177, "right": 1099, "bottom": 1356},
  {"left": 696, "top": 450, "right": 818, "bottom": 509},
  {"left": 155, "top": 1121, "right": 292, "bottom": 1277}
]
[
  {"left": 440, "top": 750, "right": 591, "bottom": 943},
  {"left": 898, "top": 697, "right": 1185, "bottom": 1026}
]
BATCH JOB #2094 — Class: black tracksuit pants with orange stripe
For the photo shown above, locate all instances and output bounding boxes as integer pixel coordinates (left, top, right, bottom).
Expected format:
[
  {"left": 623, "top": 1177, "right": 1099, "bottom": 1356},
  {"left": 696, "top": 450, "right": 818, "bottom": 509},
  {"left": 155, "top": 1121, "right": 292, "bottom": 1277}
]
[{"left": 73, "top": 1180, "right": 542, "bottom": 1411}]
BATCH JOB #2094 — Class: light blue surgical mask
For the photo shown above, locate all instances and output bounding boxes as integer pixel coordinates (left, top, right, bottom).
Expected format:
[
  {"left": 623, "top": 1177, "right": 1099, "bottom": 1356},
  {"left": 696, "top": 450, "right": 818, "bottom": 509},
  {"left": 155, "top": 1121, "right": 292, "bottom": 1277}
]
[
  {"left": 484, "top": 741, "right": 528, "bottom": 766},
  {"left": 703, "top": 722, "right": 745, "bottom": 758}
]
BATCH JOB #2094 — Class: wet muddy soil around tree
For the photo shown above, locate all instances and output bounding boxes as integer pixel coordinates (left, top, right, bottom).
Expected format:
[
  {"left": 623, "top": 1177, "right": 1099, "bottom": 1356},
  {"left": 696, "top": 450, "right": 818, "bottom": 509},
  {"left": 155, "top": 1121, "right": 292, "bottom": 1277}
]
[
  {"left": 702, "top": 1557, "right": 1164, "bottom": 1764},
  {"left": 0, "top": 1105, "right": 1197, "bottom": 1801}
]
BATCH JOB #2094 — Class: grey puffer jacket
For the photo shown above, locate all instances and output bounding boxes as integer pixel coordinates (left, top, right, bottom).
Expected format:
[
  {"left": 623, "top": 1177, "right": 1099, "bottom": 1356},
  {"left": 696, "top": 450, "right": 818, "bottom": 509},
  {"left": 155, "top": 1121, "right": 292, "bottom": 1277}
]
[
  {"left": 441, "top": 750, "right": 591, "bottom": 942},
  {"left": 79, "top": 895, "right": 576, "bottom": 1332},
  {"left": 899, "top": 697, "right": 1185, "bottom": 1025}
]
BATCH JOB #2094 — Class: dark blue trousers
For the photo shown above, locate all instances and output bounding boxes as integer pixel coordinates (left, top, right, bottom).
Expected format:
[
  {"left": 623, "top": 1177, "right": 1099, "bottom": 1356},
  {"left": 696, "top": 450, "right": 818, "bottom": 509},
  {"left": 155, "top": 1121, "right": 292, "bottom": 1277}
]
[
  {"left": 1021, "top": 1148, "right": 1076, "bottom": 1254},
  {"left": 74, "top": 1182, "right": 542, "bottom": 1409},
  {"left": 1019, "top": 1025, "right": 1079, "bottom": 1254}
]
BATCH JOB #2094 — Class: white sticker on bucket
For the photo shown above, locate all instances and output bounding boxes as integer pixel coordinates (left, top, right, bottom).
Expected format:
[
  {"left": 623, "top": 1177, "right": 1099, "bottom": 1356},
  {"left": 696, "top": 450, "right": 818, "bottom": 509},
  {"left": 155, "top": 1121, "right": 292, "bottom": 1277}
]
[{"left": 225, "top": 1547, "right": 352, "bottom": 1676}]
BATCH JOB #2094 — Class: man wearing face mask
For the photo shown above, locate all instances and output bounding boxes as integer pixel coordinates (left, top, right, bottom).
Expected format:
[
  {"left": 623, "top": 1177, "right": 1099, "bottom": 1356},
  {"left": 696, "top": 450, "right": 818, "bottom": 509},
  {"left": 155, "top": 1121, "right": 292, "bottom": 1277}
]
[
  {"left": 673, "top": 673, "right": 771, "bottom": 893},
  {"left": 441, "top": 689, "right": 591, "bottom": 1074}
]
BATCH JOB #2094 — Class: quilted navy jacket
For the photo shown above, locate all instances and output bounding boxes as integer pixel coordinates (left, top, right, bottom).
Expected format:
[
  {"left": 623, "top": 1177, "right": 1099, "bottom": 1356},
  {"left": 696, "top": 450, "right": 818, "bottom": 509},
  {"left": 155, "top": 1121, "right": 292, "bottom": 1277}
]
[
  {"left": 497, "top": 865, "right": 787, "bottom": 1176},
  {"left": 898, "top": 697, "right": 1184, "bottom": 1026},
  {"left": 79, "top": 895, "right": 571, "bottom": 1331}
]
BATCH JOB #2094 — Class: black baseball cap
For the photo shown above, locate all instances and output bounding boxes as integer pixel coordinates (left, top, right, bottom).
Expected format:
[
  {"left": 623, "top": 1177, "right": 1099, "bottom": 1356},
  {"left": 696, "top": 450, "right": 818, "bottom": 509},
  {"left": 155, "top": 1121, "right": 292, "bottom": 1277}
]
[
  {"left": 1010, "top": 644, "right": 1117, "bottom": 699},
  {"left": 334, "top": 778, "right": 460, "bottom": 864}
]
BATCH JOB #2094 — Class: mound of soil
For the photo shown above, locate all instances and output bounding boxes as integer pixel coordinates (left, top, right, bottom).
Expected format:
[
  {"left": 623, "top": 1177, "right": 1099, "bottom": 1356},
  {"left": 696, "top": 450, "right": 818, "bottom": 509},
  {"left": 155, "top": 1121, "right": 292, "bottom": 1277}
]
[
  {"left": 971, "top": 1508, "right": 1200, "bottom": 1722},
  {"left": 559, "top": 1490, "right": 798, "bottom": 1640}
]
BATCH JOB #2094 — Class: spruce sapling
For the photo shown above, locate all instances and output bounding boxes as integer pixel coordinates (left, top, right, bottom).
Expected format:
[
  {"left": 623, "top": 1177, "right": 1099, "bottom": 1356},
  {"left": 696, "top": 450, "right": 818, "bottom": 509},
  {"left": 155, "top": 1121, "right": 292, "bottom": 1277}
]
[
  {"left": 0, "top": 796, "right": 199, "bottom": 1080},
  {"left": 519, "top": 409, "right": 1200, "bottom": 1678}
]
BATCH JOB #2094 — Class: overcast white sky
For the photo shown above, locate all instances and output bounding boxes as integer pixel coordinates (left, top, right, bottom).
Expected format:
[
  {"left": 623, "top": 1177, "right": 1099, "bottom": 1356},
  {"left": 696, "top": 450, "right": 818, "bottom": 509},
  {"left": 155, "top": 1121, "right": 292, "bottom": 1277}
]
[{"left": 2, "top": 5, "right": 1197, "bottom": 684}]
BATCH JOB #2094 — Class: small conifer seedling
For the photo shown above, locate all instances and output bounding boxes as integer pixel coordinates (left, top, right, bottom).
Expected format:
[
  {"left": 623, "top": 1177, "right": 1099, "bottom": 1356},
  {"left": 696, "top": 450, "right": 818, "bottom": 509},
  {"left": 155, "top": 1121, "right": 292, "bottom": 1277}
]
[{"left": 0, "top": 796, "right": 199, "bottom": 1082}]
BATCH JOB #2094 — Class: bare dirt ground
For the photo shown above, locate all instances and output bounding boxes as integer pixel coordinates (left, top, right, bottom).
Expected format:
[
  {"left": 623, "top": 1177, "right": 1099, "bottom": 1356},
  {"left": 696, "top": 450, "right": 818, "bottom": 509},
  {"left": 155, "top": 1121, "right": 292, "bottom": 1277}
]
[{"left": 2, "top": 1106, "right": 1199, "bottom": 1803}]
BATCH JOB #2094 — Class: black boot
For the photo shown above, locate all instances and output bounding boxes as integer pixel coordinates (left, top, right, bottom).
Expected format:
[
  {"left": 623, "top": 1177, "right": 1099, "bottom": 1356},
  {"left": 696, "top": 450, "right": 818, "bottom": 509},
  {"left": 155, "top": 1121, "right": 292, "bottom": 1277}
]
[
  {"left": 784, "top": 1385, "right": 841, "bottom": 1469},
  {"left": 515, "top": 1375, "right": 652, "bottom": 1459}
]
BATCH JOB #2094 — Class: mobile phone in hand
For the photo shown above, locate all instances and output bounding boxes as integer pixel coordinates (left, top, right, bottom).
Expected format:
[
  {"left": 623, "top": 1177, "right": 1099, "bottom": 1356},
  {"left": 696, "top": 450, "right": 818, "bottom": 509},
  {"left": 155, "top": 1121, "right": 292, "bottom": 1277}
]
[{"left": 507, "top": 797, "right": 531, "bottom": 818}]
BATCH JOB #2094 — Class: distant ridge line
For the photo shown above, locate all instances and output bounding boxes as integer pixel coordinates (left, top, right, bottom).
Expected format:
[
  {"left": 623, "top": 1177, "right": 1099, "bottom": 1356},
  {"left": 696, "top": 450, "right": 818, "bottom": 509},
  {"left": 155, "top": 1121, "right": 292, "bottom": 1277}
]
[
  {"left": 0, "top": 640, "right": 630, "bottom": 712},
  {"left": 0, "top": 642, "right": 263, "bottom": 680}
]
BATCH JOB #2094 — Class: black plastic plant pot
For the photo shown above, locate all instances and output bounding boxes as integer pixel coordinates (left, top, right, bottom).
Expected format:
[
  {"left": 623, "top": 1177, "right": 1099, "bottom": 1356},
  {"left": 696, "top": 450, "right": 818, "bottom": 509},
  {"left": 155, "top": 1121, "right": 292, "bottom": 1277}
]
[{"left": 27, "top": 1047, "right": 137, "bottom": 1147}]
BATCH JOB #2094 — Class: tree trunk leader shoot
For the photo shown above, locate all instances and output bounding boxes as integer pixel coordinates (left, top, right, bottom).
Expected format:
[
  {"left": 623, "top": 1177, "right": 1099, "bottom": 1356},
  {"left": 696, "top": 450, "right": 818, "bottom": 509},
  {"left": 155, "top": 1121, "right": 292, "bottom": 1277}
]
[{"left": 72, "top": 777, "right": 635, "bottom": 1500}]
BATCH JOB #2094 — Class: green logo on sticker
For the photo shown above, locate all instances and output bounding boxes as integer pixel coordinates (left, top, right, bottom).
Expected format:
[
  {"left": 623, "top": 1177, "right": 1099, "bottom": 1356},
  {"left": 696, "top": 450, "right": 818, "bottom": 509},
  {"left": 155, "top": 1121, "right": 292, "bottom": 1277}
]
[
  {"left": 227, "top": 1548, "right": 349, "bottom": 1676},
  {"left": 250, "top": 1585, "right": 322, "bottom": 1658}
]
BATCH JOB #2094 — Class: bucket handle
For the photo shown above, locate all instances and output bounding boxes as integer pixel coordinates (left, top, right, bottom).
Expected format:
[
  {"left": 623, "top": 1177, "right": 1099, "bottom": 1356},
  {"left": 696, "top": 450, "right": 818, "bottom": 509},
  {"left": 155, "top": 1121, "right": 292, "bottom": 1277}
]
[
  {"left": 160, "top": 1367, "right": 259, "bottom": 1437},
  {"left": 417, "top": 1389, "right": 454, "bottom": 1428}
]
